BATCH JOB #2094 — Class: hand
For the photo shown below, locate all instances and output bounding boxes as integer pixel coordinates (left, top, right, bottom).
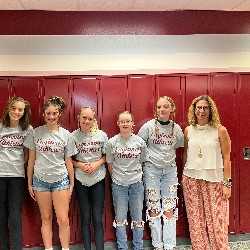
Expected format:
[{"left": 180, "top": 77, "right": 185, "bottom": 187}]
[
  {"left": 222, "top": 184, "right": 231, "bottom": 200},
  {"left": 28, "top": 186, "right": 36, "bottom": 201},
  {"left": 84, "top": 162, "right": 98, "bottom": 174},
  {"left": 69, "top": 185, "right": 74, "bottom": 200}
]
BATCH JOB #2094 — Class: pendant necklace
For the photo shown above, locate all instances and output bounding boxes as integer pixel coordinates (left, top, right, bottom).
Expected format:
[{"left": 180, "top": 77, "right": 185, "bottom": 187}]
[{"left": 197, "top": 125, "right": 208, "bottom": 158}]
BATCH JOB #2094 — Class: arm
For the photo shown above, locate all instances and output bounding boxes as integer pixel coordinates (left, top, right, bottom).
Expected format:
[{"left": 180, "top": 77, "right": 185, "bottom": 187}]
[
  {"left": 107, "top": 163, "right": 112, "bottom": 175},
  {"left": 219, "top": 126, "right": 232, "bottom": 198},
  {"left": 84, "top": 155, "right": 106, "bottom": 175},
  {"left": 27, "top": 149, "right": 36, "bottom": 201},
  {"left": 65, "top": 156, "right": 74, "bottom": 197},
  {"left": 24, "top": 147, "right": 29, "bottom": 167},
  {"left": 182, "top": 127, "right": 189, "bottom": 169}
]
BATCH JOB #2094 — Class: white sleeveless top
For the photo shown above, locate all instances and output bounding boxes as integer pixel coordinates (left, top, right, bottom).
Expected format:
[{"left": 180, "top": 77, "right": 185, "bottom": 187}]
[{"left": 183, "top": 124, "right": 224, "bottom": 182}]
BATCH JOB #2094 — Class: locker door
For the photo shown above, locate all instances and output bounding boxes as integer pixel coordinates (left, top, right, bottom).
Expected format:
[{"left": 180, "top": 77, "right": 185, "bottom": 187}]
[
  {"left": 210, "top": 73, "right": 237, "bottom": 233},
  {"left": 100, "top": 76, "right": 128, "bottom": 242},
  {"left": 238, "top": 74, "right": 250, "bottom": 233},
  {"left": 99, "top": 76, "right": 127, "bottom": 138},
  {"left": 71, "top": 77, "right": 100, "bottom": 244},
  {"left": 0, "top": 78, "right": 10, "bottom": 115},
  {"left": 128, "top": 75, "right": 155, "bottom": 134},
  {"left": 42, "top": 77, "right": 72, "bottom": 131},
  {"left": 11, "top": 78, "right": 41, "bottom": 128},
  {"left": 184, "top": 75, "right": 209, "bottom": 127}
]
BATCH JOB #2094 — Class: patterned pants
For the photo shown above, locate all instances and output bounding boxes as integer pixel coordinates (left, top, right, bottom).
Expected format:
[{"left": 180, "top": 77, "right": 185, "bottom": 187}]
[{"left": 182, "top": 175, "right": 229, "bottom": 250}]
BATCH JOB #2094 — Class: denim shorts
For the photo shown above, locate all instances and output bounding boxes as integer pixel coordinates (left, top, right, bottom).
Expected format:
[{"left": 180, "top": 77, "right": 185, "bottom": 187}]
[{"left": 32, "top": 175, "right": 70, "bottom": 192}]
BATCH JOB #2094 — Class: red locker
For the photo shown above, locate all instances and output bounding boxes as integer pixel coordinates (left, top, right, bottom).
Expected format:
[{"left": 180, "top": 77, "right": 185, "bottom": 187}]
[
  {"left": 210, "top": 73, "right": 237, "bottom": 233},
  {"left": 0, "top": 78, "right": 10, "bottom": 115},
  {"left": 237, "top": 74, "right": 250, "bottom": 233},
  {"left": 128, "top": 75, "right": 155, "bottom": 134}
]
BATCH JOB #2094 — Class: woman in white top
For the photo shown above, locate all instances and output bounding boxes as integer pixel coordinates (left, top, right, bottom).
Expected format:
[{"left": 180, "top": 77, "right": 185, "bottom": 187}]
[
  {"left": 0, "top": 97, "right": 32, "bottom": 250},
  {"left": 71, "top": 107, "right": 108, "bottom": 250},
  {"left": 25, "top": 96, "right": 76, "bottom": 250},
  {"left": 182, "top": 95, "right": 231, "bottom": 250}
]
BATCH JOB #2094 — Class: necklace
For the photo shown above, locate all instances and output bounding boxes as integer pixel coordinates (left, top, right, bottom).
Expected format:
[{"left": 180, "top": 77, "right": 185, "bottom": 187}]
[
  {"left": 196, "top": 124, "right": 209, "bottom": 158},
  {"left": 157, "top": 119, "right": 170, "bottom": 125}
]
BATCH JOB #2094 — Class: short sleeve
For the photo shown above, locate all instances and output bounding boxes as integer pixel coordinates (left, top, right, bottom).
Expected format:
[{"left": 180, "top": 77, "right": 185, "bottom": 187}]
[
  {"left": 65, "top": 137, "right": 78, "bottom": 157},
  {"left": 140, "top": 140, "right": 148, "bottom": 162},
  {"left": 101, "top": 132, "right": 109, "bottom": 155},
  {"left": 105, "top": 140, "right": 114, "bottom": 164},
  {"left": 174, "top": 125, "right": 184, "bottom": 149},
  {"left": 23, "top": 129, "right": 36, "bottom": 150},
  {"left": 137, "top": 123, "right": 149, "bottom": 142}
]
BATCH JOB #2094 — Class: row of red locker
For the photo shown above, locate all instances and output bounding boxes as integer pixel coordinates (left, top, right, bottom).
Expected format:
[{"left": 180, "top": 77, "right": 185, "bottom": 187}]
[{"left": 0, "top": 73, "right": 249, "bottom": 247}]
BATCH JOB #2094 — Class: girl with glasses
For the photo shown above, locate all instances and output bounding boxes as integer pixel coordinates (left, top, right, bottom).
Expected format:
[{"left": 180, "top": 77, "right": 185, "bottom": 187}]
[{"left": 106, "top": 111, "right": 148, "bottom": 250}]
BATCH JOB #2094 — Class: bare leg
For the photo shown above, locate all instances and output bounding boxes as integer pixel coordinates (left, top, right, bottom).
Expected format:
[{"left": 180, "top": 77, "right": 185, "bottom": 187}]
[
  {"left": 52, "top": 189, "right": 70, "bottom": 249},
  {"left": 35, "top": 191, "right": 53, "bottom": 249}
]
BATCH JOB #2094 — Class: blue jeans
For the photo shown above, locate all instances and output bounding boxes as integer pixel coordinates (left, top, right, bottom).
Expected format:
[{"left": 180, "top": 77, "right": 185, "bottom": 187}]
[
  {"left": 75, "top": 178, "right": 105, "bottom": 250},
  {"left": 0, "top": 177, "right": 25, "bottom": 250},
  {"left": 144, "top": 163, "right": 178, "bottom": 250},
  {"left": 112, "top": 181, "right": 144, "bottom": 250}
]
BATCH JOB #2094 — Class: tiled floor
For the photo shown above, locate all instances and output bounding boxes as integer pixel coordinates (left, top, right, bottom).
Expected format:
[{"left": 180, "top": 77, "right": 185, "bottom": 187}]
[
  {"left": 23, "top": 241, "right": 250, "bottom": 250},
  {"left": 23, "top": 237, "right": 250, "bottom": 249}
]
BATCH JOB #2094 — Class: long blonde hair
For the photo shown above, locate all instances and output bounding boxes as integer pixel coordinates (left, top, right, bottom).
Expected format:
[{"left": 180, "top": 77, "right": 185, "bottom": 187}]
[
  {"left": 188, "top": 95, "right": 220, "bottom": 128},
  {"left": 78, "top": 107, "right": 99, "bottom": 135},
  {"left": 154, "top": 96, "right": 176, "bottom": 135}
]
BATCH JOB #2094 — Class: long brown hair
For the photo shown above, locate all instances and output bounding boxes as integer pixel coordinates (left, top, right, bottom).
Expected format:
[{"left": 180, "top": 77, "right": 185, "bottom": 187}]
[{"left": 1, "top": 97, "right": 31, "bottom": 131}]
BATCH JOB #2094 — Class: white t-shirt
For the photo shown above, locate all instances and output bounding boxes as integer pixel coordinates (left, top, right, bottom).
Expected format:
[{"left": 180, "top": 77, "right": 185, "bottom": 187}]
[
  {"left": 70, "top": 129, "right": 108, "bottom": 187},
  {"left": 137, "top": 119, "right": 184, "bottom": 168},
  {"left": 0, "top": 123, "right": 32, "bottom": 177},
  {"left": 24, "top": 125, "right": 77, "bottom": 183},
  {"left": 106, "top": 133, "right": 148, "bottom": 186}
]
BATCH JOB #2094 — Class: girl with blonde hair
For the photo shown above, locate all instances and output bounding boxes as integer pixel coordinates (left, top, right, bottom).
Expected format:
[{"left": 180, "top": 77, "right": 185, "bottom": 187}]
[
  {"left": 138, "top": 96, "right": 184, "bottom": 250},
  {"left": 70, "top": 107, "right": 108, "bottom": 250}
]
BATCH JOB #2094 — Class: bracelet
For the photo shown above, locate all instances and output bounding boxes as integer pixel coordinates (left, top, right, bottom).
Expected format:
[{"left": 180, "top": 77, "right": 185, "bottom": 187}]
[{"left": 221, "top": 181, "right": 232, "bottom": 188}]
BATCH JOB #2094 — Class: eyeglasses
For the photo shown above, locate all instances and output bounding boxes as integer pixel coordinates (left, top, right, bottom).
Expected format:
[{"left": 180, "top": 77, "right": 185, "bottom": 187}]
[
  {"left": 118, "top": 120, "right": 132, "bottom": 124},
  {"left": 196, "top": 106, "right": 210, "bottom": 111}
]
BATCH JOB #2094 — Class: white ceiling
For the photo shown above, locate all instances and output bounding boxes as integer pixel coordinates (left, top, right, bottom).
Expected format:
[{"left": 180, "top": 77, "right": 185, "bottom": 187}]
[{"left": 0, "top": 0, "right": 249, "bottom": 11}]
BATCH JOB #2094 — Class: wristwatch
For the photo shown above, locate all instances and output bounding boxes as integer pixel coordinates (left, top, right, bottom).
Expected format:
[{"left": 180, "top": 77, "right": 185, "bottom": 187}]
[{"left": 224, "top": 178, "right": 232, "bottom": 183}]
